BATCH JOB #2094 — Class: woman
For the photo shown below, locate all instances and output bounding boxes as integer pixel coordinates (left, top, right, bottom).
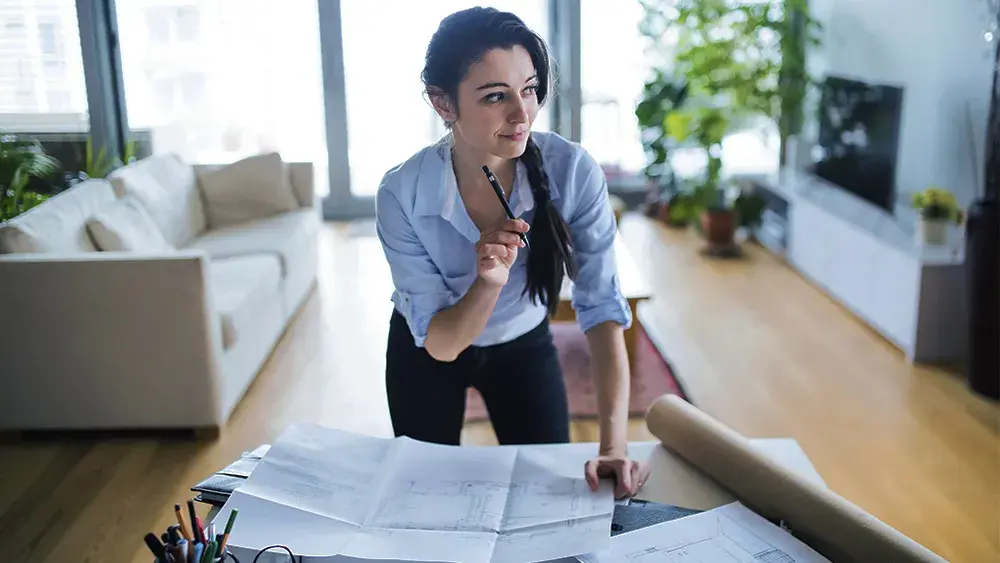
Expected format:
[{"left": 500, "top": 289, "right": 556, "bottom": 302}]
[{"left": 375, "top": 6, "right": 649, "bottom": 498}]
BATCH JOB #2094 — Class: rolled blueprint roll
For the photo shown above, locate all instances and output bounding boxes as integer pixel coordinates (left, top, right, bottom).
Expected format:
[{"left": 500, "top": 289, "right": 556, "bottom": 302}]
[{"left": 644, "top": 394, "right": 947, "bottom": 563}]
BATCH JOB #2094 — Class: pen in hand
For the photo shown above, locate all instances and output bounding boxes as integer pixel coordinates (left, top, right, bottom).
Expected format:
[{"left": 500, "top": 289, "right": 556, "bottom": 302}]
[{"left": 482, "top": 165, "right": 530, "bottom": 249}]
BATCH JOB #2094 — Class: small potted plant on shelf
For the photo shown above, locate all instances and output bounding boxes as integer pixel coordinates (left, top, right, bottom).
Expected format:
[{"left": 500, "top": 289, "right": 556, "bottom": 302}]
[{"left": 911, "top": 186, "right": 964, "bottom": 245}]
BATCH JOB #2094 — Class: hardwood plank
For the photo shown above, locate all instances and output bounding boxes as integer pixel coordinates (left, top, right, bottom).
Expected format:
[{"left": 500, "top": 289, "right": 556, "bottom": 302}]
[
  {"left": 615, "top": 217, "right": 999, "bottom": 562},
  {"left": 0, "top": 214, "right": 994, "bottom": 563}
]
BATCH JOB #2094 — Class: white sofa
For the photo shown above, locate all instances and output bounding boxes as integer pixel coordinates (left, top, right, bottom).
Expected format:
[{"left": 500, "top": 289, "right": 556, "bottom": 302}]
[{"left": 0, "top": 152, "right": 320, "bottom": 435}]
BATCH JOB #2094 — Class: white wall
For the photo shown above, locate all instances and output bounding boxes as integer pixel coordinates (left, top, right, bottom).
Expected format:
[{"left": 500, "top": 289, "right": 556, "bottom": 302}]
[{"left": 806, "top": 0, "right": 994, "bottom": 209}]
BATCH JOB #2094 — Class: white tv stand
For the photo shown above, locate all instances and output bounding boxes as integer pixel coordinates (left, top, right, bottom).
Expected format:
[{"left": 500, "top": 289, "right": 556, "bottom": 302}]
[{"left": 755, "top": 168, "right": 967, "bottom": 364}]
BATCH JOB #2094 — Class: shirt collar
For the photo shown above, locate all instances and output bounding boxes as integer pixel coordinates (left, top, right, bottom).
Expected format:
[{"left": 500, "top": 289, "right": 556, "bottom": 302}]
[{"left": 415, "top": 133, "right": 536, "bottom": 221}]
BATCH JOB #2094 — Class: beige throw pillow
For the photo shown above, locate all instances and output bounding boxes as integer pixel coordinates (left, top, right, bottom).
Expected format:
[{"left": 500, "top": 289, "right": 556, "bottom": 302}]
[
  {"left": 196, "top": 152, "right": 300, "bottom": 228},
  {"left": 86, "top": 196, "right": 173, "bottom": 252}
]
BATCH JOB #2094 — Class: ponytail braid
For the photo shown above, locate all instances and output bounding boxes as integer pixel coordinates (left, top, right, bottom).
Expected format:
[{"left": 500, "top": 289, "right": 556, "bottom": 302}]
[{"left": 520, "top": 135, "right": 578, "bottom": 315}]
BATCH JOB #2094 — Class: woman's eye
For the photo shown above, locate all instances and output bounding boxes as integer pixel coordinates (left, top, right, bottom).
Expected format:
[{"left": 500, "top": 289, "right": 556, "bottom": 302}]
[
  {"left": 483, "top": 92, "right": 504, "bottom": 103},
  {"left": 523, "top": 85, "right": 538, "bottom": 96}
]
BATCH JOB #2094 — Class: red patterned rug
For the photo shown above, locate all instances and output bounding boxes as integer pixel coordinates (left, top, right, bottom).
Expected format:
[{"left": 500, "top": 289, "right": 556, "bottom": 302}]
[{"left": 464, "top": 319, "right": 687, "bottom": 422}]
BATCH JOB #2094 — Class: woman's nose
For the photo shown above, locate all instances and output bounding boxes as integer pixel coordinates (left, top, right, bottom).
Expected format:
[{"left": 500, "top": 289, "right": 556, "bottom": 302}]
[{"left": 508, "top": 97, "right": 528, "bottom": 124}]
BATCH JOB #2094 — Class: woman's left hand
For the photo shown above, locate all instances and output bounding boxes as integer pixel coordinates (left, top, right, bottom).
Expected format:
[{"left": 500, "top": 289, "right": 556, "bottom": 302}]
[{"left": 584, "top": 451, "right": 652, "bottom": 499}]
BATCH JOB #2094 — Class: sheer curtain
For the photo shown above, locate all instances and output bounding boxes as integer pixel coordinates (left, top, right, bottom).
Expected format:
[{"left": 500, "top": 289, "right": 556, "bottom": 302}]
[{"left": 340, "top": 1, "right": 550, "bottom": 198}]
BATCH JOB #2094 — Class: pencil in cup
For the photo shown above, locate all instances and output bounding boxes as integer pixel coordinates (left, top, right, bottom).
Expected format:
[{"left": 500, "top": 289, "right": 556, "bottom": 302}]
[{"left": 147, "top": 503, "right": 238, "bottom": 563}]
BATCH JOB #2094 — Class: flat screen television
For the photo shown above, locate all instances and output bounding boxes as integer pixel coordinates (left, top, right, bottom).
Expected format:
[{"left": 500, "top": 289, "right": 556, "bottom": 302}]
[{"left": 811, "top": 75, "right": 904, "bottom": 212}]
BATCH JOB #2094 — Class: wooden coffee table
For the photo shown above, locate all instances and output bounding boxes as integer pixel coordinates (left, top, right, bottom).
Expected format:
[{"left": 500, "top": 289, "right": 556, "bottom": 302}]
[{"left": 555, "top": 232, "right": 652, "bottom": 372}]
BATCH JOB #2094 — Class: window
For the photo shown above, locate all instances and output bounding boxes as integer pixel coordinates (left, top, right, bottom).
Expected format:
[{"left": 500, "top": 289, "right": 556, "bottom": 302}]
[
  {"left": 145, "top": 9, "right": 171, "bottom": 45},
  {"left": 0, "top": 0, "right": 88, "bottom": 132},
  {"left": 175, "top": 7, "right": 200, "bottom": 43},
  {"left": 179, "top": 72, "right": 206, "bottom": 108},
  {"left": 339, "top": 0, "right": 550, "bottom": 198},
  {"left": 580, "top": 0, "right": 780, "bottom": 186},
  {"left": 46, "top": 89, "right": 71, "bottom": 112},
  {"left": 5, "top": 17, "right": 25, "bottom": 31},
  {"left": 580, "top": 0, "right": 651, "bottom": 182},
  {"left": 117, "top": 0, "right": 329, "bottom": 194},
  {"left": 38, "top": 21, "right": 61, "bottom": 55}
]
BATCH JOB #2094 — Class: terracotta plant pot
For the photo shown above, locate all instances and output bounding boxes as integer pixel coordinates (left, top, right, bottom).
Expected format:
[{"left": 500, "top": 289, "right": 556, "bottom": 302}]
[
  {"left": 657, "top": 201, "right": 673, "bottom": 224},
  {"left": 700, "top": 208, "right": 736, "bottom": 246}
]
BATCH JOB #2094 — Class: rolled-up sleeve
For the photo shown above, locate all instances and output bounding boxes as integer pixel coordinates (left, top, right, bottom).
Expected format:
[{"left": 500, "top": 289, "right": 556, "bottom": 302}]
[
  {"left": 375, "top": 184, "right": 456, "bottom": 347},
  {"left": 567, "top": 152, "right": 633, "bottom": 333}
]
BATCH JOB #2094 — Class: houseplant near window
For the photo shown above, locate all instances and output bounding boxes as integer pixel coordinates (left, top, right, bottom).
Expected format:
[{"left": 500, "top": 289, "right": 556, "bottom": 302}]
[
  {"left": 637, "top": 0, "right": 821, "bottom": 250},
  {"left": 1, "top": 133, "right": 59, "bottom": 223},
  {"left": 663, "top": 104, "right": 737, "bottom": 246},
  {"left": 911, "top": 186, "right": 964, "bottom": 245},
  {"left": 634, "top": 69, "right": 692, "bottom": 226}
]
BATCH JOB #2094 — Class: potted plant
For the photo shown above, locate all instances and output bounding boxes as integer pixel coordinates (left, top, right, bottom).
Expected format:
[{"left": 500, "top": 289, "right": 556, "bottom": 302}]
[
  {"left": 638, "top": 0, "right": 820, "bottom": 248},
  {"left": 663, "top": 105, "right": 734, "bottom": 243},
  {"left": 634, "top": 69, "right": 690, "bottom": 225},
  {"left": 911, "top": 186, "right": 964, "bottom": 245},
  {"left": 1, "top": 133, "right": 59, "bottom": 222}
]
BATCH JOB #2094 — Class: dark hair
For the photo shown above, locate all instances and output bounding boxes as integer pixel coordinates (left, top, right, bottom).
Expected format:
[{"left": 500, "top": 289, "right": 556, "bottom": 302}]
[{"left": 421, "top": 7, "right": 576, "bottom": 315}]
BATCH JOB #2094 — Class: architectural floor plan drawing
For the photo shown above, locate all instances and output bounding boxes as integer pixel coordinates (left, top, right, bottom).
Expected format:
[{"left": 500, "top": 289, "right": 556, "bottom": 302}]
[
  {"left": 579, "top": 502, "right": 831, "bottom": 563},
  {"left": 368, "top": 478, "right": 511, "bottom": 532},
  {"left": 501, "top": 448, "right": 612, "bottom": 530},
  {"left": 223, "top": 423, "right": 617, "bottom": 563}
]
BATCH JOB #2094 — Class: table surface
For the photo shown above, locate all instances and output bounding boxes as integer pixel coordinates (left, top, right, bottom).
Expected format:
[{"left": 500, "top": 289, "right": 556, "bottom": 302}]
[{"left": 559, "top": 232, "right": 653, "bottom": 302}]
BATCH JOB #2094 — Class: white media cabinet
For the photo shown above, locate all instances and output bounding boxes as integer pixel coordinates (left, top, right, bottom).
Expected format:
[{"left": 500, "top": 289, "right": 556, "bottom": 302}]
[{"left": 754, "top": 168, "right": 967, "bottom": 364}]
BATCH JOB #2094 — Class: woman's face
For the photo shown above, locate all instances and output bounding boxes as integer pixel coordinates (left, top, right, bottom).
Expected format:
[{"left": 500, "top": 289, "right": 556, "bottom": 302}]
[{"left": 443, "top": 45, "right": 540, "bottom": 160}]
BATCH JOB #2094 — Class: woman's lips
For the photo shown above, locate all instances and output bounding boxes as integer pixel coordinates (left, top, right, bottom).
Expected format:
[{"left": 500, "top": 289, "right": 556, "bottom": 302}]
[{"left": 500, "top": 131, "right": 527, "bottom": 141}]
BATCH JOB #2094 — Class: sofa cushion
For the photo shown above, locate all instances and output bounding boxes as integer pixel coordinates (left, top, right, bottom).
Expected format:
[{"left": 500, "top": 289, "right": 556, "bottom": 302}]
[
  {"left": 0, "top": 179, "right": 116, "bottom": 254},
  {"left": 107, "top": 153, "right": 206, "bottom": 247},
  {"left": 195, "top": 152, "right": 300, "bottom": 229},
  {"left": 86, "top": 195, "right": 174, "bottom": 252},
  {"left": 185, "top": 208, "right": 319, "bottom": 278},
  {"left": 208, "top": 254, "right": 282, "bottom": 350}
]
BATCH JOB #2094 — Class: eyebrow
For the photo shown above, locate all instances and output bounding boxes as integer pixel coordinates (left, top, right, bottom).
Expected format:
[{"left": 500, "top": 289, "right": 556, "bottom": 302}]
[{"left": 476, "top": 74, "right": 538, "bottom": 90}]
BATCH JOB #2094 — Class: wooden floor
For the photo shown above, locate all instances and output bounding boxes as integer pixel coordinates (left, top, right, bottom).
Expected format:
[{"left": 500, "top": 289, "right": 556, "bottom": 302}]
[{"left": 0, "top": 214, "right": 996, "bottom": 563}]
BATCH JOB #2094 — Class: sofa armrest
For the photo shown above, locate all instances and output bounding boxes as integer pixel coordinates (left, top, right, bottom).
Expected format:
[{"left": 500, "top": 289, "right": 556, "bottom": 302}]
[
  {"left": 0, "top": 250, "right": 227, "bottom": 431},
  {"left": 287, "top": 162, "right": 315, "bottom": 208}
]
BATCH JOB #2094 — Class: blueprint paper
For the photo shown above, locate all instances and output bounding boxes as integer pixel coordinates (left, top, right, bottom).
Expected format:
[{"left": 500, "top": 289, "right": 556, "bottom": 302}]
[
  {"left": 577, "top": 502, "right": 831, "bottom": 563},
  {"left": 221, "top": 422, "right": 615, "bottom": 562},
  {"left": 237, "top": 422, "right": 392, "bottom": 525},
  {"left": 361, "top": 437, "right": 516, "bottom": 533}
]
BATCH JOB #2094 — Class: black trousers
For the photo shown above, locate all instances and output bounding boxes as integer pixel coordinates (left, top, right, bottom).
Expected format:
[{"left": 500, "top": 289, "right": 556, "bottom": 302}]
[{"left": 385, "top": 308, "right": 570, "bottom": 446}]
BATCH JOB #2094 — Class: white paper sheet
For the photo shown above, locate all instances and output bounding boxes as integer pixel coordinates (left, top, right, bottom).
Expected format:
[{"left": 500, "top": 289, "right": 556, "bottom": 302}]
[
  {"left": 221, "top": 423, "right": 614, "bottom": 563},
  {"left": 577, "top": 502, "right": 831, "bottom": 563},
  {"left": 239, "top": 423, "right": 392, "bottom": 526}
]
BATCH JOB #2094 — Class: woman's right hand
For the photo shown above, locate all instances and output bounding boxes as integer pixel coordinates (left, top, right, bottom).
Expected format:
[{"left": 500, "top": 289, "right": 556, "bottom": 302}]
[{"left": 476, "top": 218, "right": 529, "bottom": 287}]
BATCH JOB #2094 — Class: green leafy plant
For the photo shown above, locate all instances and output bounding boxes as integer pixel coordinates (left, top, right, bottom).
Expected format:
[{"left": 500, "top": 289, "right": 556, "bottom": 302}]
[
  {"left": 661, "top": 0, "right": 822, "bottom": 144},
  {"left": 81, "top": 136, "right": 137, "bottom": 180},
  {"left": 912, "top": 187, "right": 965, "bottom": 224},
  {"left": 0, "top": 134, "right": 59, "bottom": 222},
  {"left": 638, "top": 0, "right": 821, "bottom": 233},
  {"left": 634, "top": 69, "right": 690, "bottom": 188}
]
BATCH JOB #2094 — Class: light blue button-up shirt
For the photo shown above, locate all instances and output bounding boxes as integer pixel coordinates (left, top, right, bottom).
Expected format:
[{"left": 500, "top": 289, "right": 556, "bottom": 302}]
[{"left": 375, "top": 130, "right": 632, "bottom": 348}]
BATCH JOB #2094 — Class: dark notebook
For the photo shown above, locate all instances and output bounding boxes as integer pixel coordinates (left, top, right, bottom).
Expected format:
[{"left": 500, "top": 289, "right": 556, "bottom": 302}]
[
  {"left": 192, "top": 444, "right": 702, "bottom": 534},
  {"left": 190, "top": 444, "right": 270, "bottom": 506},
  {"left": 611, "top": 498, "right": 702, "bottom": 535}
]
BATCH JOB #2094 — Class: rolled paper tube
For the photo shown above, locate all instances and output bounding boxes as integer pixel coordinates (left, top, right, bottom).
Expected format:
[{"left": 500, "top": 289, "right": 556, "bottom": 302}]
[{"left": 643, "top": 394, "right": 947, "bottom": 563}]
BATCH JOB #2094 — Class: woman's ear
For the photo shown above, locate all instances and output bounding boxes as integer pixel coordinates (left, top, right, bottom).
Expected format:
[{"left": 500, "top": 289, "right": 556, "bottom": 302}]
[{"left": 427, "top": 87, "right": 458, "bottom": 124}]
